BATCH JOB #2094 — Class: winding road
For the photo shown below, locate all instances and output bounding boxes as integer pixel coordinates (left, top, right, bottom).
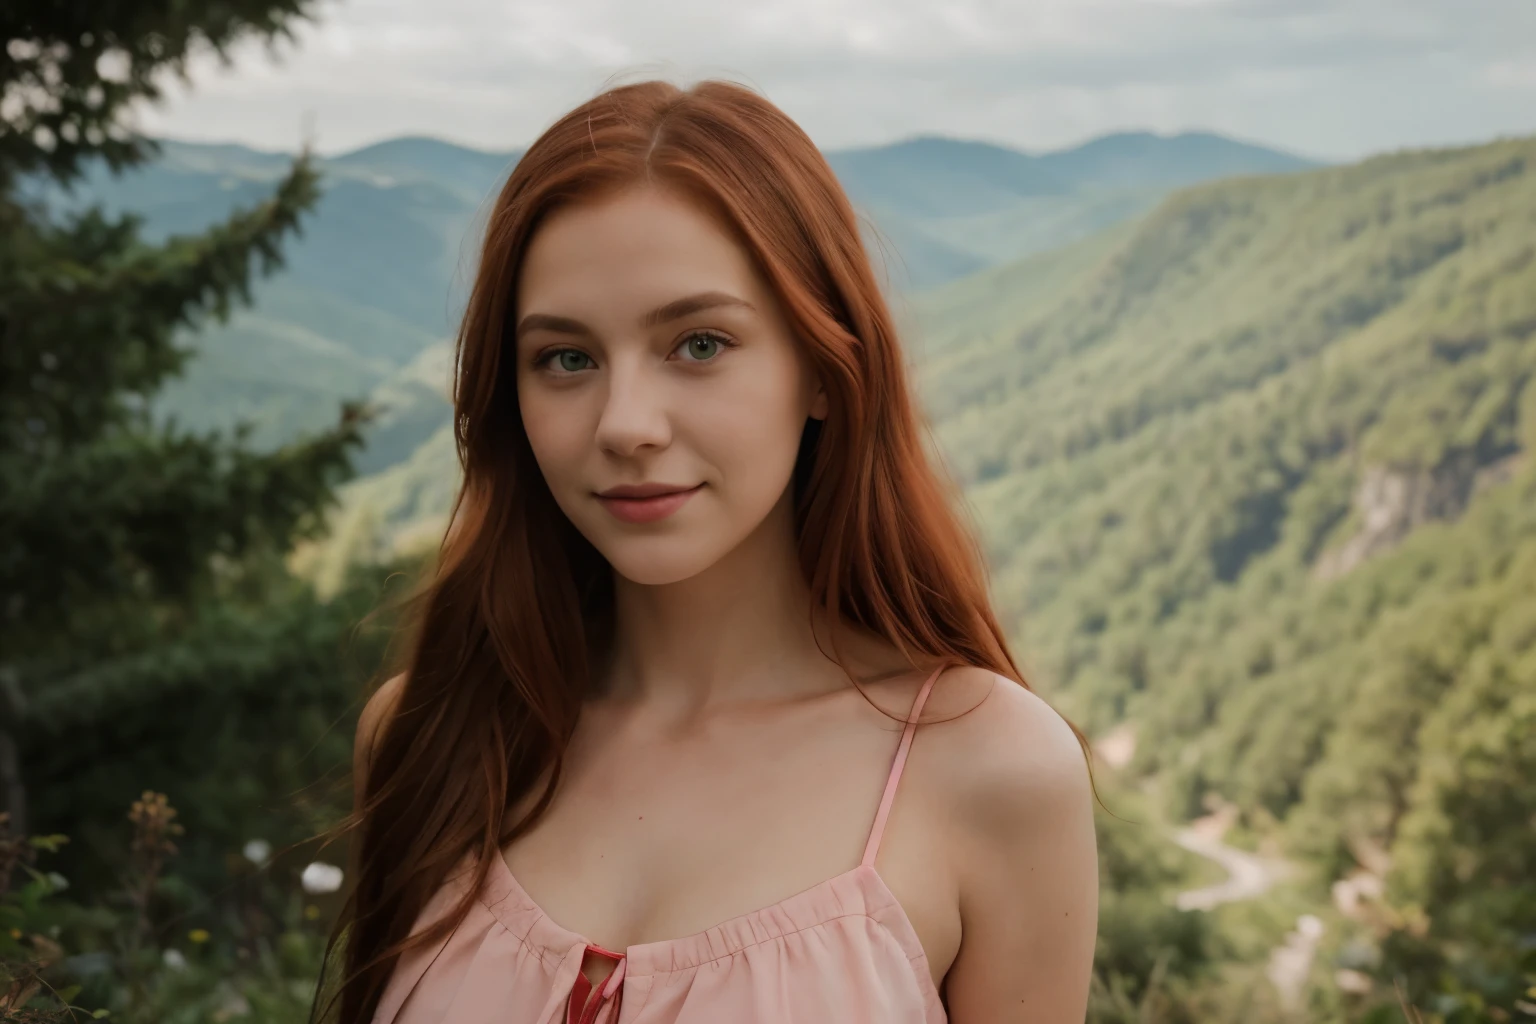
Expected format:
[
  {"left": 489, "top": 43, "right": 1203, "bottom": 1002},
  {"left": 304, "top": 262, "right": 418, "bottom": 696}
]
[
  {"left": 1171, "top": 814, "right": 1317, "bottom": 1012},
  {"left": 1172, "top": 824, "right": 1291, "bottom": 910},
  {"left": 1094, "top": 726, "right": 1328, "bottom": 1011}
]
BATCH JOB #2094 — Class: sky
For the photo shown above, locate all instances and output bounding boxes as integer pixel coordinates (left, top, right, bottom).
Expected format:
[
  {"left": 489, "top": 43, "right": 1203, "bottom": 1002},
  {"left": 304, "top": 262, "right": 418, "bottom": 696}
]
[{"left": 135, "top": 0, "right": 1536, "bottom": 162}]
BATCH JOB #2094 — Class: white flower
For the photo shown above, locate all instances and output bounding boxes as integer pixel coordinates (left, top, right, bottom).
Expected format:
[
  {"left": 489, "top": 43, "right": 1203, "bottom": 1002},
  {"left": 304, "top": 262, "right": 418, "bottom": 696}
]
[
  {"left": 300, "top": 861, "right": 344, "bottom": 894},
  {"left": 242, "top": 839, "right": 272, "bottom": 867},
  {"left": 45, "top": 872, "right": 68, "bottom": 892},
  {"left": 162, "top": 948, "right": 188, "bottom": 970}
]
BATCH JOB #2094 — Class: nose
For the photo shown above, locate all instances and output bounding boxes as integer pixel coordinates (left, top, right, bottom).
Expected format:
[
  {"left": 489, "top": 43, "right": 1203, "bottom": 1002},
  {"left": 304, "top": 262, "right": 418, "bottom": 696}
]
[{"left": 594, "top": 355, "right": 670, "bottom": 457}]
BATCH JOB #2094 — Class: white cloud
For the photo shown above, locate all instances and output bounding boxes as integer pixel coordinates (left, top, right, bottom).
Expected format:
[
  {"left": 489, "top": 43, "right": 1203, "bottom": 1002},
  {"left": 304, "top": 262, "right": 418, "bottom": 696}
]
[
  {"left": 1486, "top": 59, "right": 1536, "bottom": 89},
  {"left": 133, "top": 0, "right": 1536, "bottom": 161}
]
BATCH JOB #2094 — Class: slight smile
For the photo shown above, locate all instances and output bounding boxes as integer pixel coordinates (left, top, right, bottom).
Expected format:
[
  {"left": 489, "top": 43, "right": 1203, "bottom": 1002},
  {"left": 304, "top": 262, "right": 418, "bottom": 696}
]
[{"left": 595, "top": 483, "right": 705, "bottom": 524}]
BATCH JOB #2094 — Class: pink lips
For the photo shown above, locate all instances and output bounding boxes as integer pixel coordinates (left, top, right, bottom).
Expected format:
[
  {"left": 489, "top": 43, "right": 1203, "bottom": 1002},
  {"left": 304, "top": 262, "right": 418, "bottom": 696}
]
[{"left": 595, "top": 483, "right": 703, "bottom": 524}]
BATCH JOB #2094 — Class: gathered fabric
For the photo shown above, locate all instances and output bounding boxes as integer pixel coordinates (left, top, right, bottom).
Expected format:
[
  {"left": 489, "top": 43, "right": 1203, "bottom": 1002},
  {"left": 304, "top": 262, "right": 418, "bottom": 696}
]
[{"left": 373, "top": 666, "right": 948, "bottom": 1024}]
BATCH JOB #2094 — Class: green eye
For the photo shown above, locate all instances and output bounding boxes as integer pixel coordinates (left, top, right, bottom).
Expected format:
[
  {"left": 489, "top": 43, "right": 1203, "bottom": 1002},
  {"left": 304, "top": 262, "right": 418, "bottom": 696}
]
[
  {"left": 680, "top": 332, "right": 727, "bottom": 361},
  {"left": 555, "top": 350, "right": 592, "bottom": 372}
]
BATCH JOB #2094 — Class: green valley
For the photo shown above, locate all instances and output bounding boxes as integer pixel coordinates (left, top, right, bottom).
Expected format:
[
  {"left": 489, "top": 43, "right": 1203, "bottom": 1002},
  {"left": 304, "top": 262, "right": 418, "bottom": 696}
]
[{"left": 921, "top": 135, "right": 1536, "bottom": 1020}]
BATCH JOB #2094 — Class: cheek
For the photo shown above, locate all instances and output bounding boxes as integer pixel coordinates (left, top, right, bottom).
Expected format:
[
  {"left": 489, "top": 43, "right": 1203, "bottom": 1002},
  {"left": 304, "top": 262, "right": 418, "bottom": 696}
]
[
  {"left": 692, "top": 362, "right": 809, "bottom": 497},
  {"left": 518, "top": 386, "right": 587, "bottom": 488}
]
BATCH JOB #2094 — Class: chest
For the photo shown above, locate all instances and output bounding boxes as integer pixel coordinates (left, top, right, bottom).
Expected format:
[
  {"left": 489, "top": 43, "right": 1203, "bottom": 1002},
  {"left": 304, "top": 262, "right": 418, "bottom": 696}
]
[{"left": 499, "top": 702, "right": 959, "bottom": 985}]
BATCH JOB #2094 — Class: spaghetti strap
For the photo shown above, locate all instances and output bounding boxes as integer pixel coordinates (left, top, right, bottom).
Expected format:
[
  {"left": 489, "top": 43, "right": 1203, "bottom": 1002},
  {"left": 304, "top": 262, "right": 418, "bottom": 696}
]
[{"left": 860, "top": 664, "right": 945, "bottom": 869}]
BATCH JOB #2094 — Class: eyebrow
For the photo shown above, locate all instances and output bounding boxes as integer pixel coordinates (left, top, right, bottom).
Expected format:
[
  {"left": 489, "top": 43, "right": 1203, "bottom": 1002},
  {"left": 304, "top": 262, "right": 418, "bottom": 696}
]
[{"left": 515, "top": 290, "right": 756, "bottom": 341}]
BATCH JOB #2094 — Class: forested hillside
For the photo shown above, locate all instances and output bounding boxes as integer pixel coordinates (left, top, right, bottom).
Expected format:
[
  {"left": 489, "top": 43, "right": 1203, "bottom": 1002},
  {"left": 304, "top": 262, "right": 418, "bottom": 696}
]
[{"left": 919, "top": 135, "right": 1535, "bottom": 1015}]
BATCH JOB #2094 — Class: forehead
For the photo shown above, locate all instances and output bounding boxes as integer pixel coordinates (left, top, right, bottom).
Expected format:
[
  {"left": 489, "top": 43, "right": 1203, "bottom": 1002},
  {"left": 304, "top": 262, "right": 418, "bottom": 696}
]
[{"left": 516, "top": 185, "right": 766, "bottom": 316}]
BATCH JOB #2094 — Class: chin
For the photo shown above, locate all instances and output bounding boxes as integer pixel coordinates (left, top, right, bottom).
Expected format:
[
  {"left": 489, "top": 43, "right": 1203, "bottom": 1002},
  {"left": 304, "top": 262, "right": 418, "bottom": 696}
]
[{"left": 598, "top": 539, "right": 726, "bottom": 586}]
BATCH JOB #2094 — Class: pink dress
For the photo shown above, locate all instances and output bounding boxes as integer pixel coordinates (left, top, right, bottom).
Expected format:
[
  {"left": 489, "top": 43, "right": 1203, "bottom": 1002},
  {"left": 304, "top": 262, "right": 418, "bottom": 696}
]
[{"left": 374, "top": 666, "right": 948, "bottom": 1024}]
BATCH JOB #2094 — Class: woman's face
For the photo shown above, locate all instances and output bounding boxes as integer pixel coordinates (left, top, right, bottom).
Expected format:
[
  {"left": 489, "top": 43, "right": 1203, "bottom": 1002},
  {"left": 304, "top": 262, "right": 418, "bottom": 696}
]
[{"left": 514, "top": 185, "right": 827, "bottom": 586}]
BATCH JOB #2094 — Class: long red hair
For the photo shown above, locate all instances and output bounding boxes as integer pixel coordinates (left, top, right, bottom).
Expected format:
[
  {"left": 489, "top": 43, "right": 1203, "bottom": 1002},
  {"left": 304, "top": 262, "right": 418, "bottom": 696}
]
[{"left": 318, "top": 77, "right": 1043, "bottom": 1022}]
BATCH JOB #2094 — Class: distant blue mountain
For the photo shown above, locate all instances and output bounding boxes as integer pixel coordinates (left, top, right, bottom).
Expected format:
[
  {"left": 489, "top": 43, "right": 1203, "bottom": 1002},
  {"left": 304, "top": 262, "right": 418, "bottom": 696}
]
[
  {"left": 327, "top": 135, "right": 523, "bottom": 204},
  {"left": 826, "top": 135, "right": 1069, "bottom": 219},
  {"left": 1035, "top": 130, "right": 1319, "bottom": 188}
]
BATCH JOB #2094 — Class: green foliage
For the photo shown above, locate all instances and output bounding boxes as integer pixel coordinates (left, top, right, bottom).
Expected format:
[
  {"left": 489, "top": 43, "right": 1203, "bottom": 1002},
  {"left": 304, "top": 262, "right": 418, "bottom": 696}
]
[
  {"left": 1, "top": 0, "right": 367, "bottom": 848},
  {"left": 24, "top": 562, "right": 402, "bottom": 897},
  {"left": 0, "top": 0, "right": 322, "bottom": 188},
  {"left": 911, "top": 136, "right": 1534, "bottom": 791},
  {"left": 1086, "top": 785, "right": 1299, "bottom": 1024},
  {"left": 0, "top": 146, "right": 367, "bottom": 652},
  {"left": 1092, "top": 789, "right": 1220, "bottom": 1003},
  {"left": 911, "top": 136, "right": 1536, "bottom": 1019},
  {"left": 0, "top": 1, "right": 404, "bottom": 1019},
  {"left": 0, "top": 791, "right": 347, "bottom": 1023},
  {"left": 1369, "top": 546, "right": 1536, "bottom": 1016}
]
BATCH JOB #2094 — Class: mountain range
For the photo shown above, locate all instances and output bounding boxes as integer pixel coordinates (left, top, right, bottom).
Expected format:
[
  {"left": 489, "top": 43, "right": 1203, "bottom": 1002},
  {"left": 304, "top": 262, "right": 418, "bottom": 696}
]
[{"left": 41, "top": 128, "right": 1313, "bottom": 472}]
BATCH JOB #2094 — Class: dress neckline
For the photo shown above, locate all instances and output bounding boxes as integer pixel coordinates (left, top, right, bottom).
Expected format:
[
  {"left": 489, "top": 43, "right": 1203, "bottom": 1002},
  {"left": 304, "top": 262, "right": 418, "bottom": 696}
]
[{"left": 481, "top": 848, "right": 941, "bottom": 999}]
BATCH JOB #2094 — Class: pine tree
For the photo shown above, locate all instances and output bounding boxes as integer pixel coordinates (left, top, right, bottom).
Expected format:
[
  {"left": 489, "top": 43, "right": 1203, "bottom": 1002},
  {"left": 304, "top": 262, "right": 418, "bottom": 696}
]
[{"left": 1, "top": 1, "right": 365, "bottom": 848}]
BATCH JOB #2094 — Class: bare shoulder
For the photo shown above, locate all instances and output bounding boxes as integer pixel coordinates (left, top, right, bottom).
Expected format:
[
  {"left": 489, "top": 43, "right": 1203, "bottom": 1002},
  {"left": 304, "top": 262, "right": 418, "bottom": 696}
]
[
  {"left": 354, "top": 671, "right": 408, "bottom": 804},
  {"left": 919, "top": 666, "right": 1093, "bottom": 833},
  {"left": 918, "top": 667, "right": 1099, "bottom": 1020}
]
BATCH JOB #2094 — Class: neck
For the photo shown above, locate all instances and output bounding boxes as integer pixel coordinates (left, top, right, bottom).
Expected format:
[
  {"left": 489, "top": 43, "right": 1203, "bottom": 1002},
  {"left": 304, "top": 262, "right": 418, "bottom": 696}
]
[{"left": 603, "top": 493, "right": 842, "bottom": 713}]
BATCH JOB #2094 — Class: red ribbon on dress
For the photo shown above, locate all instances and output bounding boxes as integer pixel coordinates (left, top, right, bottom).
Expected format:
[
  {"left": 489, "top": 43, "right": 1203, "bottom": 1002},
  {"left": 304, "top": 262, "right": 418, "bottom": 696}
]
[{"left": 567, "top": 944, "right": 627, "bottom": 1024}]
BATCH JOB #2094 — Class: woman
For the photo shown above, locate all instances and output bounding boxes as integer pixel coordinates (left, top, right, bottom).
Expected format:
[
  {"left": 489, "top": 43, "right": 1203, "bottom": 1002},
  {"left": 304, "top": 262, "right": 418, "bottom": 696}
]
[{"left": 323, "top": 78, "right": 1097, "bottom": 1024}]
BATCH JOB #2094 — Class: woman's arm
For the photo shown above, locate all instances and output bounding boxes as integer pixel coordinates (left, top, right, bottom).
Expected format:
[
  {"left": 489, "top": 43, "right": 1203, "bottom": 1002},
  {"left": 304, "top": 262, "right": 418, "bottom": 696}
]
[{"left": 942, "top": 677, "right": 1099, "bottom": 1022}]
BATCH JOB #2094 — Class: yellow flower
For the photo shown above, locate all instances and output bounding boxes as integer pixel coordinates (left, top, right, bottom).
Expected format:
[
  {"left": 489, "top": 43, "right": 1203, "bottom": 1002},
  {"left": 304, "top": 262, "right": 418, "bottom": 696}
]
[
  {"left": 8, "top": 928, "right": 20, "bottom": 940},
  {"left": 189, "top": 928, "right": 210, "bottom": 944},
  {"left": 304, "top": 904, "right": 321, "bottom": 920}
]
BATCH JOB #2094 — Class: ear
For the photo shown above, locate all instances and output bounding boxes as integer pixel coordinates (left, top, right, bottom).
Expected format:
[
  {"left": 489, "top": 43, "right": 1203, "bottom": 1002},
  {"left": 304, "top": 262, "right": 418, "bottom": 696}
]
[{"left": 809, "top": 381, "right": 829, "bottom": 421}]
